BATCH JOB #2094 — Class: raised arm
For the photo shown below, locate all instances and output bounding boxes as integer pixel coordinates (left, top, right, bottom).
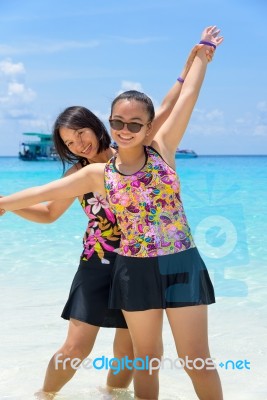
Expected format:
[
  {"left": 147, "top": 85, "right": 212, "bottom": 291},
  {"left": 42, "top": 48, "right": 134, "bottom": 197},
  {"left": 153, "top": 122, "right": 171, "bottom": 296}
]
[
  {"left": 152, "top": 26, "right": 223, "bottom": 159},
  {"left": 145, "top": 26, "right": 219, "bottom": 144},
  {"left": 0, "top": 163, "right": 105, "bottom": 212}
]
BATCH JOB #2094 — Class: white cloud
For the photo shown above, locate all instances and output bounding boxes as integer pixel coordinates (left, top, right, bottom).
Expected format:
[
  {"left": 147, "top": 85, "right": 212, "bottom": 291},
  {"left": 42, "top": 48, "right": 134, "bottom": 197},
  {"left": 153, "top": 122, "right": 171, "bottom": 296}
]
[
  {"left": 257, "top": 101, "right": 267, "bottom": 112},
  {"left": 188, "top": 121, "right": 226, "bottom": 136},
  {"left": 19, "top": 117, "right": 51, "bottom": 131},
  {"left": 205, "top": 109, "right": 224, "bottom": 121},
  {"left": 0, "top": 59, "right": 25, "bottom": 75},
  {"left": 0, "top": 58, "right": 36, "bottom": 121},
  {"left": 0, "top": 82, "right": 36, "bottom": 106},
  {"left": 188, "top": 100, "right": 267, "bottom": 139},
  {"left": 253, "top": 125, "right": 267, "bottom": 136},
  {"left": 0, "top": 40, "right": 99, "bottom": 56},
  {"left": 0, "top": 35, "right": 165, "bottom": 57},
  {"left": 8, "top": 82, "right": 24, "bottom": 95},
  {"left": 187, "top": 107, "right": 225, "bottom": 136},
  {"left": 6, "top": 108, "right": 35, "bottom": 119},
  {"left": 116, "top": 80, "right": 144, "bottom": 95},
  {"left": 93, "top": 110, "right": 110, "bottom": 123},
  {"left": 41, "top": 40, "right": 100, "bottom": 53},
  {"left": 8, "top": 82, "right": 36, "bottom": 102},
  {"left": 233, "top": 101, "right": 267, "bottom": 137},
  {"left": 114, "top": 36, "right": 166, "bottom": 45}
]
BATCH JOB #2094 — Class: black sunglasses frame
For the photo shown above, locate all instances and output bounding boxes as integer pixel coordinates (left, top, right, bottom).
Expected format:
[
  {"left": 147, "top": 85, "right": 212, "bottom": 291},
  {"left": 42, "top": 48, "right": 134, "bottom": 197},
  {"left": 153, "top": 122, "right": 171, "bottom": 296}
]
[{"left": 109, "top": 119, "right": 148, "bottom": 134}]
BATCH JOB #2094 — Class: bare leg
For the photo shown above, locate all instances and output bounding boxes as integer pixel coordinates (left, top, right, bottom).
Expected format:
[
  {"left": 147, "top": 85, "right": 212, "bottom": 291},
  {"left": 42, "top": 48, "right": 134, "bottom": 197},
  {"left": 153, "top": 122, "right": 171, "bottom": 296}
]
[
  {"left": 166, "top": 306, "right": 223, "bottom": 400},
  {"left": 106, "top": 328, "right": 134, "bottom": 389},
  {"left": 35, "top": 318, "right": 99, "bottom": 399},
  {"left": 123, "top": 309, "right": 163, "bottom": 400}
]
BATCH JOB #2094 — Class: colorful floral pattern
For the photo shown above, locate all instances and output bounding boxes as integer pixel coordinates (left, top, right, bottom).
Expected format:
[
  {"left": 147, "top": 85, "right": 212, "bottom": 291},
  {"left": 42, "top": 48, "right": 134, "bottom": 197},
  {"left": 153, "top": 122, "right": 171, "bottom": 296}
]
[
  {"left": 80, "top": 192, "right": 121, "bottom": 264},
  {"left": 105, "top": 147, "right": 195, "bottom": 257},
  {"left": 79, "top": 158, "right": 120, "bottom": 264}
]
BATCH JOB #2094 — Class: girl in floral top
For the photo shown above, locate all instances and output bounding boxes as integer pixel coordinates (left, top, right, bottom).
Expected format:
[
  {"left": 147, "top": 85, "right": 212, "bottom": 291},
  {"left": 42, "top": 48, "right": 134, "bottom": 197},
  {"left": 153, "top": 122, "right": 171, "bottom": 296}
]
[{"left": 0, "top": 27, "right": 221, "bottom": 400}]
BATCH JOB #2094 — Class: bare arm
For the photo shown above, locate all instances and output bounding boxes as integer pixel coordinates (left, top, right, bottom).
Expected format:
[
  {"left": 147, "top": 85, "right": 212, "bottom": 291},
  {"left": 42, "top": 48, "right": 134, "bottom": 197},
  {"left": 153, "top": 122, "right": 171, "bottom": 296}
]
[
  {"left": 152, "top": 26, "right": 223, "bottom": 160},
  {"left": 10, "top": 199, "right": 76, "bottom": 223},
  {"left": 5, "top": 165, "right": 81, "bottom": 223},
  {"left": 144, "top": 45, "right": 200, "bottom": 144},
  {"left": 145, "top": 27, "right": 218, "bottom": 145},
  {"left": 0, "top": 163, "right": 105, "bottom": 212}
]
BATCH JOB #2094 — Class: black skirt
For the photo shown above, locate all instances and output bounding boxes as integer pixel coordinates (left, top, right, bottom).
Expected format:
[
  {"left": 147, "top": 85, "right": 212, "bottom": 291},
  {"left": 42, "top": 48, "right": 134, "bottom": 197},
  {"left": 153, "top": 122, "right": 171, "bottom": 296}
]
[
  {"left": 61, "top": 256, "right": 127, "bottom": 328},
  {"left": 109, "top": 247, "right": 215, "bottom": 311}
]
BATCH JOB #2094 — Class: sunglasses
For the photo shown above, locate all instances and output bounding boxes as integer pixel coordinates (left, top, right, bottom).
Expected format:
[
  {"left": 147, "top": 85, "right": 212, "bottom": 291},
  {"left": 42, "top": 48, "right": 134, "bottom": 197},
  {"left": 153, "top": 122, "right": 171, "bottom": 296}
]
[{"left": 109, "top": 119, "right": 148, "bottom": 134}]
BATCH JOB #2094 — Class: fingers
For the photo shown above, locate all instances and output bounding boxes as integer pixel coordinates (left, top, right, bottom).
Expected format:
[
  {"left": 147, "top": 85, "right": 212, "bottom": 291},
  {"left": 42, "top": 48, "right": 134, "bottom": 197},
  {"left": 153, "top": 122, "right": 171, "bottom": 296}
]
[
  {"left": 216, "top": 36, "right": 224, "bottom": 45},
  {"left": 208, "top": 25, "right": 218, "bottom": 34},
  {"left": 197, "top": 43, "right": 214, "bottom": 61},
  {"left": 212, "top": 29, "right": 221, "bottom": 38},
  {"left": 187, "top": 44, "right": 203, "bottom": 64},
  {"left": 205, "top": 48, "right": 215, "bottom": 62},
  {"left": 194, "top": 43, "right": 204, "bottom": 52},
  {"left": 0, "top": 196, "right": 6, "bottom": 216},
  {"left": 205, "top": 25, "right": 221, "bottom": 39}
]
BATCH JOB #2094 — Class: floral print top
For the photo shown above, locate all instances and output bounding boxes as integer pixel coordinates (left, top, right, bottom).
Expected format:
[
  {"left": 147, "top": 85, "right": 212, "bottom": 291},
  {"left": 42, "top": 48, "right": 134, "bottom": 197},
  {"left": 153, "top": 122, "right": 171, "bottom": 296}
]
[
  {"left": 104, "top": 146, "right": 195, "bottom": 258},
  {"left": 80, "top": 159, "right": 121, "bottom": 264}
]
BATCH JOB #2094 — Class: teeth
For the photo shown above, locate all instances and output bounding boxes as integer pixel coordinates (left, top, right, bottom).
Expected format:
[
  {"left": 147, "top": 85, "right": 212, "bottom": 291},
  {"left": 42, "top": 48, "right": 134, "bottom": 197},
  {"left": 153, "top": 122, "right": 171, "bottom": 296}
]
[
  {"left": 119, "top": 135, "right": 133, "bottom": 140},
  {"left": 82, "top": 145, "right": 91, "bottom": 153}
]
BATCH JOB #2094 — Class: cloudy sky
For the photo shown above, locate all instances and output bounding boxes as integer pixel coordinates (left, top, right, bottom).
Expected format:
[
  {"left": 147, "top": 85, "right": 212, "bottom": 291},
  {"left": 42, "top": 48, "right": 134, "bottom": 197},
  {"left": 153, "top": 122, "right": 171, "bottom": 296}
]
[{"left": 0, "top": 0, "right": 266, "bottom": 155}]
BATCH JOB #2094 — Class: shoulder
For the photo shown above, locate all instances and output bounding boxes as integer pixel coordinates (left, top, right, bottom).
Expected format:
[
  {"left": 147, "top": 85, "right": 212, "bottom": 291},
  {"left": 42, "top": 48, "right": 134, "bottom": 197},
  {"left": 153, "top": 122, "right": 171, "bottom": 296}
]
[
  {"left": 64, "top": 161, "right": 82, "bottom": 177},
  {"left": 83, "top": 162, "right": 105, "bottom": 176},
  {"left": 149, "top": 141, "right": 162, "bottom": 155},
  {"left": 148, "top": 142, "right": 176, "bottom": 170}
]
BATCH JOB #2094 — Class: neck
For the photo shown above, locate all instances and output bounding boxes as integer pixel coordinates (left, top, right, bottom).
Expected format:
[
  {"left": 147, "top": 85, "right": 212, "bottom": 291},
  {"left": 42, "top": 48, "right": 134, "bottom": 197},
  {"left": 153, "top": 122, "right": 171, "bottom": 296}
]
[
  {"left": 86, "top": 146, "right": 115, "bottom": 163},
  {"left": 116, "top": 145, "right": 146, "bottom": 174}
]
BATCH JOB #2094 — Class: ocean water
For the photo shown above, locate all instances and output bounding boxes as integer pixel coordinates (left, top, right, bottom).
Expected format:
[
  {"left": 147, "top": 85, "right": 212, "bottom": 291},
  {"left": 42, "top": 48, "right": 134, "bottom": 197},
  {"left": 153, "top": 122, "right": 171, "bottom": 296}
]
[{"left": 0, "top": 156, "right": 267, "bottom": 400}]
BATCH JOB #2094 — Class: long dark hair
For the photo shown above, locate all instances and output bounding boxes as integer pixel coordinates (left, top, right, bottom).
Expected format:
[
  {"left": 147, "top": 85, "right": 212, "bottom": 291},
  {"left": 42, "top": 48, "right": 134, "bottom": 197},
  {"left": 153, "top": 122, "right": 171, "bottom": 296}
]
[
  {"left": 53, "top": 106, "right": 111, "bottom": 172},
  {"left": 110, "top": 90, "right": 155, "bottom": 121}
]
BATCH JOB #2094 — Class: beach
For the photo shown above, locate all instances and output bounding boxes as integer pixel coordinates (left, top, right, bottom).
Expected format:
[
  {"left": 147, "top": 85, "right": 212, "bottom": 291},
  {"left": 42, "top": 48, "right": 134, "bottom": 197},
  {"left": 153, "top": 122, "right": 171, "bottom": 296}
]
[{"left": 0, "top": 156, "right": 266, "bottom": 400}]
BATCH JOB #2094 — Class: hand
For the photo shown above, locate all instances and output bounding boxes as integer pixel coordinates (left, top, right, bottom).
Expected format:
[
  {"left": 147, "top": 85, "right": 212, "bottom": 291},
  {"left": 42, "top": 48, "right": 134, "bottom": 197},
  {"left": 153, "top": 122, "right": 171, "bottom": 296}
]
[
  {"left": 201, "top": 25, "right": 224, "bottom": 48},
  {"left": 0, "top": 196, "right": 6, "bottom": 216},
  {"left": 185, "top": 43, "right": 215, "bottom": 68},
  {"left": 179, "top": 25, "right": 222, "bottom": 80},
  {"left": 205, "top": 46, "right": 215, "bottom": 62}
]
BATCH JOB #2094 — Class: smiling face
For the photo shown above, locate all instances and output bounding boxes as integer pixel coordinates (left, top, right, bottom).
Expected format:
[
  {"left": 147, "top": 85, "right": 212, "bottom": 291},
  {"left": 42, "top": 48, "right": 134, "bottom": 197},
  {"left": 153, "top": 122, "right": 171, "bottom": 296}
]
[
  {"left": 52, "top": 106, "right": 111, "bottom": 169},
  {"left": 109, "top": 99, "right": 152, "bottom": 148},
  {"left": 59, "top": 126, "right": 100, "bottom": 159}
]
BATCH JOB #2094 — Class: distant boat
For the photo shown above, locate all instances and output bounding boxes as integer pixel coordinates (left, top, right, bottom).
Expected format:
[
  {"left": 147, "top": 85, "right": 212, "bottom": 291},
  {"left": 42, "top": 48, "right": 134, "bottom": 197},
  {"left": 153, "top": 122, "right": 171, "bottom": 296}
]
[
  {"left": 19, "top": 132, "right": 59, "bottom": 161},
  {"left": 175, "top": 149, "right": 197, "bottom": 158}
]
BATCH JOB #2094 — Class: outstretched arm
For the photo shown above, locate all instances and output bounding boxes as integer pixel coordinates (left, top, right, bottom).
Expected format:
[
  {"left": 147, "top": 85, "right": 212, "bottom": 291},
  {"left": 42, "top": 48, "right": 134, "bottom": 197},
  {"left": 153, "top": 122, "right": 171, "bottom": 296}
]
[
  {"left": 145, "top": 26, "right": 218, "bottom": 144},
  {"left": 0, "top": 164, "right": 85, "bottom": 223},
  {"left": 152, "top": 26, "right": 223, "bottom": 159},
  {"left": 4, "top": 199, "right": 76, "bottom": 223},
  {"left": 0, "top": 163, "right": 105, "bottom": 212}
]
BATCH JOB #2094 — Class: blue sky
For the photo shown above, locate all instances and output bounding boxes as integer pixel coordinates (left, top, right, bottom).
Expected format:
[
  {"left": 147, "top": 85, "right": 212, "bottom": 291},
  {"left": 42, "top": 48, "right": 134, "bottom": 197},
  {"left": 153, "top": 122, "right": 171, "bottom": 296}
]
[{"left": 0, "top": 0, "right": 266, "bottom": 155}]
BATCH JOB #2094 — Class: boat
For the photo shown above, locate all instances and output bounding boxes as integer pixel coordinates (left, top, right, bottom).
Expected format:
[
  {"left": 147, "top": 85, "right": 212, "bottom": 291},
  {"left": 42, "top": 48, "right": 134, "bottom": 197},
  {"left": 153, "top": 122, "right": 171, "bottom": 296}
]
[
  {"left": 175, "top": 149, "right": 197, "bottom": 158},
  {"left": 19, "top": 132, "right": 59, "bottom": 161}
]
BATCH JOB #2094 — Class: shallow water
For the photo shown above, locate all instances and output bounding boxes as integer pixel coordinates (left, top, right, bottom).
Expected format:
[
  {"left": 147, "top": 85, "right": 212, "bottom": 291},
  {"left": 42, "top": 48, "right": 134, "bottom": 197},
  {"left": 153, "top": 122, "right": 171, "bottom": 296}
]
[{"left": 0, "top": 156, "right": 267, "bottom": 399}]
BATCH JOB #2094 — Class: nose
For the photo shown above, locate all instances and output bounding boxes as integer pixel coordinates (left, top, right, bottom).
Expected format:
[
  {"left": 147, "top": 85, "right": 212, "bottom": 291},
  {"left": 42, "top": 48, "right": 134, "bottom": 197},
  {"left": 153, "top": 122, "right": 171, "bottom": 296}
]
[
  {"left": 120, "top": 123, "right": 132, "bottom": 134},
  {"left": 73, "top": 135, "right": 84, "bottom": 150}
]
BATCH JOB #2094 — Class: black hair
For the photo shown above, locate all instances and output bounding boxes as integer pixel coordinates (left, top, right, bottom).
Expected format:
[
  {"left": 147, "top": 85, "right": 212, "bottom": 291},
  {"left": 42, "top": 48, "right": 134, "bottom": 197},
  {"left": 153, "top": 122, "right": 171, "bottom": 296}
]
[
  {"left": 53, "top": 106, "right": 111, "bottom": 172},
  {"left": 110, "top": 90, "right": 155, "bottom": 122}
]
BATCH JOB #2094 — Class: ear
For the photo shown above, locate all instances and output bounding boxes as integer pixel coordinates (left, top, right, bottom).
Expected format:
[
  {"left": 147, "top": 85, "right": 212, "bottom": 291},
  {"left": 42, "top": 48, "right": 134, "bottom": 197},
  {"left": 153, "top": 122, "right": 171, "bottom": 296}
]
[{"left": 145, "top": 122, "right": 153, "bottom": 136}]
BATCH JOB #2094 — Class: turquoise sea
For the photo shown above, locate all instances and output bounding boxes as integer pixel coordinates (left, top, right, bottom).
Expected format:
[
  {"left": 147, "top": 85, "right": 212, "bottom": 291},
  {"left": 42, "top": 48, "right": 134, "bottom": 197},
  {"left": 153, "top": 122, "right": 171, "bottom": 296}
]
[{"left": 0, "top": 156, "right": 267, "bottom": 400}]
